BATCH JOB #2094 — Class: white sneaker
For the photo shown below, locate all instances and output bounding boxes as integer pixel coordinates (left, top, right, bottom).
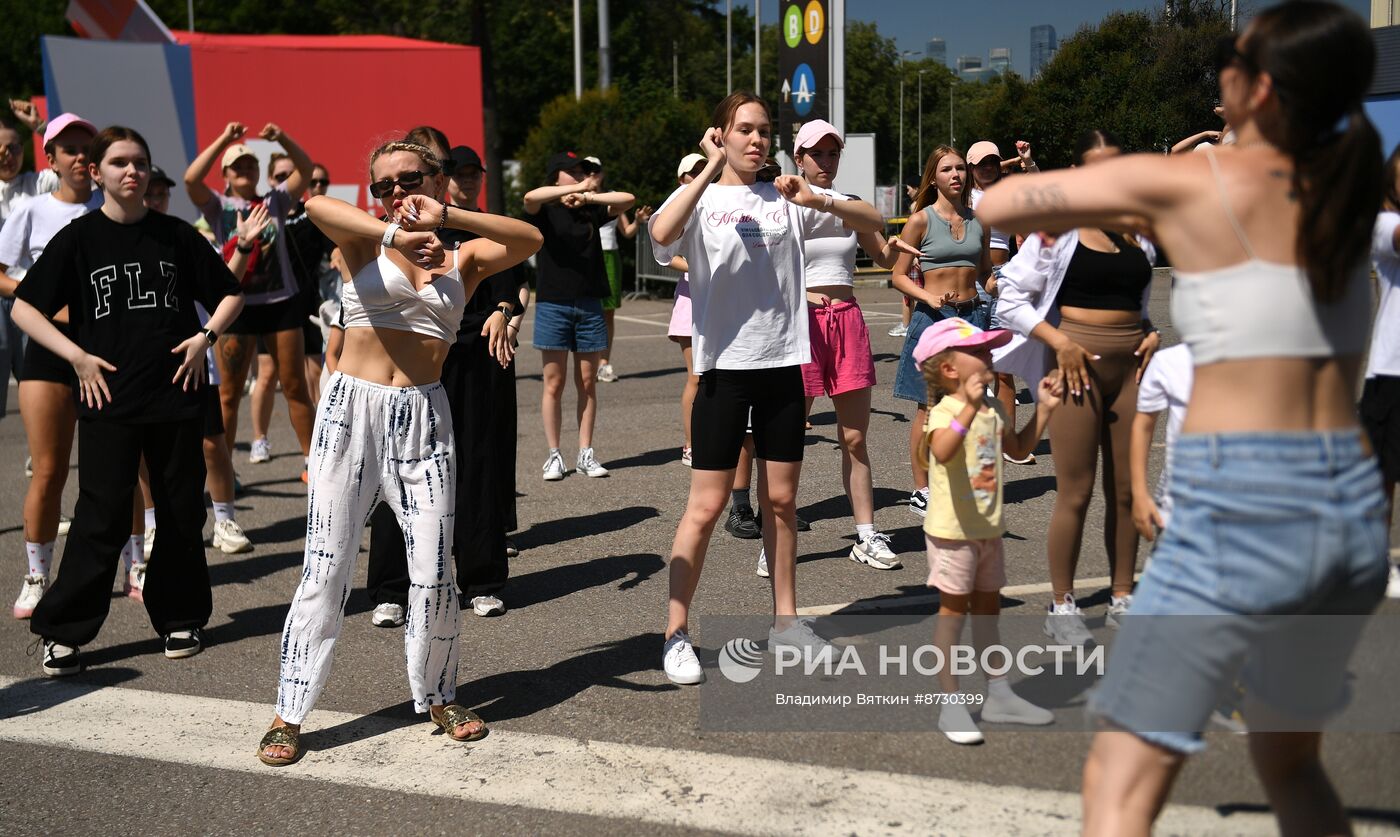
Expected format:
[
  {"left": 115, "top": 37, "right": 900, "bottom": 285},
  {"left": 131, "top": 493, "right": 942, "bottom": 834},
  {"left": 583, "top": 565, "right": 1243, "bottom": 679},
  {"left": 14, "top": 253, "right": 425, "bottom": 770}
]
[
  {"left": 249, "top": 437, "right": 272, "bottom": 464},
  {"left": 124, "top": 562, "right": 146, "bottom": 603},
  {"left": 768, "top": 618, "right": 835, "bottom": 655},
  {"left": 680, "top": 447, "right": 693, "bottom": 467},
  {"left": 470, "top": 595, "right": 506, "bottom": 617},
  {"left": 908, "top": 488, "right": 929, "bottom": 519},
  {"left": 850, "top": 532, "right": 902, "bottom": 570},
  {"left": 887, "top": 323, "right": 908, "bottom": 337},
  {"left": 756, "top": 547, "right": 769, "bottom": 578},
  {"left": 663, "top": 630, "right": 705, "bottom": 685},
  {"left": 938, "top": 702, "right": 985, "bottom": 745},
  {"left": 1002, "top": 451, "right": 1036, "bottom": 465},
  {"left": 542, "top": 450, "right": 567, "bottom": 481},
  {"left": 576, "top": 448, "right": 610, "bottom": 478},
  {"left": 13, "top": 574, "right": 45, "bottom": 619},
  {"left": 596, "top": 363, "right": 618, "bottom": 383},
  {"left": 212, "top": 519, "right": 253, "bottom": 554},
  {"left": 371, "top": 602, "right": 405, "bottom": 628},
  {"left": 1044, "top": 595, "right": 1095, "bottom": 647},
  {"left": 41, "top": 640, "right": 82, "bottom": 677},
  {"left": 1105, "top": 593, "right": 1133, "bottom": 629},
  {"left": 24, "top": 456, "right": 32, "bottom": 478},
  {"left": 143, "top": 527, "right": 156, "bottom": 559},
  {"left": 1388, "top": 564, "right": 1400, "bottom": 600},
  {"left": 981, "top": 682, "right": 1055, "bottom": 725},
  {"left": 57, "top": 515, "right": 72, "bottom": 536}
]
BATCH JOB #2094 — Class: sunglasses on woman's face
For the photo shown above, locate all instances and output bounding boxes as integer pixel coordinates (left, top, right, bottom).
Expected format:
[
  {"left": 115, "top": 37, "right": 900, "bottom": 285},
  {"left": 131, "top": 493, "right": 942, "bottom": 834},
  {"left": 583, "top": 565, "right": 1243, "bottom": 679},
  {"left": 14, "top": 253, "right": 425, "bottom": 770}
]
[
  {"left": 309, "top": 178, "right": 329, "bottom": 188},
  {"left": 369, "top": 170, "right": 429, "bottom": 199},
  {"left": 1214, "top": 35, "right": 1252, "bottom": 75},
  {"left": 271, "top": 171, "right": 292, "bottom": 184}
]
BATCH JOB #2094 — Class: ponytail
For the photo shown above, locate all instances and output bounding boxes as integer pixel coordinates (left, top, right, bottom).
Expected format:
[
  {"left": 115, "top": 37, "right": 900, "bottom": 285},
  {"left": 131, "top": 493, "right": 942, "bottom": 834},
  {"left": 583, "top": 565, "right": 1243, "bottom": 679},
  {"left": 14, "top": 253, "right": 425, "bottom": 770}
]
[{"left": 1292, "top": 108, "right": 1382, "bottom": 302}]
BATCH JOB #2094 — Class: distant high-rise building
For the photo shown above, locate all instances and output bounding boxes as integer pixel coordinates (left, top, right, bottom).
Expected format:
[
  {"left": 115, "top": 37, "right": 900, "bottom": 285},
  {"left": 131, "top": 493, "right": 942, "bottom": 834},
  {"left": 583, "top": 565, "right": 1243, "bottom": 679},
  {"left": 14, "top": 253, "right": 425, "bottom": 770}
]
[
  {"left": 925, "top": 37, "right": 947, "bottom": 66},
  {"left": 956, "top": 55, "right": 982, "bottom": 73},
  {"left": 988, "top": 47, "right": 1011, "bottom": 76},
  {"left": 1030, "top": 24, "right": 1057, "bottom": 78}
]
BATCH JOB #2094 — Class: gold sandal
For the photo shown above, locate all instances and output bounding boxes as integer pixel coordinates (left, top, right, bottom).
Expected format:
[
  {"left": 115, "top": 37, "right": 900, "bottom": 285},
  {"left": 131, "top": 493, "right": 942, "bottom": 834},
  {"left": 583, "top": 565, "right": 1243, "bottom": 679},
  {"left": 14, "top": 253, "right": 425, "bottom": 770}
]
[
  {"left": 432, "top": 705, "right": 488, "bottom": 742},
  {"left": 257, "top": 725, "right": 301, "bottom": 766}
]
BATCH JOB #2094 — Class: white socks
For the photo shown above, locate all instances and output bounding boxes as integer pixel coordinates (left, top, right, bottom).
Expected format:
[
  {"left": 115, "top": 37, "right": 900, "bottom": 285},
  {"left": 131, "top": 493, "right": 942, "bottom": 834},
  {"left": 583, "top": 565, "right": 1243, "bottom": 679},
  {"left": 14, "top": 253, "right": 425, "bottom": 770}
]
[
  {"left": 212, "top": 501, "right": 236, "bottom": 523},
  {"left": 25, "top": 541, "right": 53, "bottom": 577},
  {"left": 981, "top": 677, "right": 1055, "bottom": 725},
  {"left": 855, "top": 523, "right": 875, "bottom": 541},
  {"left": 143, "top": 507, "right": 156, "bottom": 530},
  {"left": 120, "top": 535, "right": 144, "bottom": 571}
]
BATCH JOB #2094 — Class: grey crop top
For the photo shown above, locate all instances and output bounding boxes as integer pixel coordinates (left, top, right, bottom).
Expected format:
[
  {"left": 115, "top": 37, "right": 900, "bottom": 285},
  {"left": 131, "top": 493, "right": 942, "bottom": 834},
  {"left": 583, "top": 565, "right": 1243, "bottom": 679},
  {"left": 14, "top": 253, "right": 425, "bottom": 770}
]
[
  {"left": 341, "top": 247, "right": 467, "bottom": 344},
  {"left": 1170, "top": 147, "right": 1370, "bottom": 365},
  {"left": 918, "top": 205, "right": 983, "bottom": 271}
]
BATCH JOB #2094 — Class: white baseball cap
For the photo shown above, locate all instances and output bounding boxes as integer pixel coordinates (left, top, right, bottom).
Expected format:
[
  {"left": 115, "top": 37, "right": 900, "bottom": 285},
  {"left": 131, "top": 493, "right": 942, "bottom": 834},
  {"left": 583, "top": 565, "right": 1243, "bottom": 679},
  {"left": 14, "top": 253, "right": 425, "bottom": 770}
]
[{"left": 676, "top": 153, "right": 707, "bottom": 178}]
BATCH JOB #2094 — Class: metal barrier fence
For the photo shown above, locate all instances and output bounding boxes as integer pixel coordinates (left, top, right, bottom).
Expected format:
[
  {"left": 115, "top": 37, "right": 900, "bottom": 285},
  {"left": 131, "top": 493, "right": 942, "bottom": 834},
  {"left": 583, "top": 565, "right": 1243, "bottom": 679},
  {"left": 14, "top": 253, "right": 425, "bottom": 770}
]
[{"left": 631, "top": 231, "right": 683, "bottom": 299}]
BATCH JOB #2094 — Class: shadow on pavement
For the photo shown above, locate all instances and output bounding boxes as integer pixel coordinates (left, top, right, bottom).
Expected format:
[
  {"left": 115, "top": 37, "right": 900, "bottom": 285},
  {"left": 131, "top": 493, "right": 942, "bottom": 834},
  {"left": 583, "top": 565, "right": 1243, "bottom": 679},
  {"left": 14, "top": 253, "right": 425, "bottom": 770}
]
[
  {"left": 0, "top": 667, "right": 142, "bottom": 719},
  {"left": 506, "top": 552, "right": 666, "bottom": 610},
  {"left": 603, "top": 448, "right": 683, "bottom": 471},
  {"left": 514, "top": 505, "right": 660, "bottom": 551},
  {"left": 208, "top": 549, "right": 303, "bottom": 588}
]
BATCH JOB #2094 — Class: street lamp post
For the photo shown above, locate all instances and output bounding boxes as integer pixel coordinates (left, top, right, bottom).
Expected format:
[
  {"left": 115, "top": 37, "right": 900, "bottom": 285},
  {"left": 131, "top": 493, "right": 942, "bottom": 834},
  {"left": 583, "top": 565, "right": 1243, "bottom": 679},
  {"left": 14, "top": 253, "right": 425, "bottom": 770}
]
[
  {"left": 948, "top": 82, "right": 955, "bottom": 146},
  {"left": 897, "top": 51, "right": 917, "bottom": 205},
  {"left": 917, "top": 69, "right": 927, "bottom": 172}
]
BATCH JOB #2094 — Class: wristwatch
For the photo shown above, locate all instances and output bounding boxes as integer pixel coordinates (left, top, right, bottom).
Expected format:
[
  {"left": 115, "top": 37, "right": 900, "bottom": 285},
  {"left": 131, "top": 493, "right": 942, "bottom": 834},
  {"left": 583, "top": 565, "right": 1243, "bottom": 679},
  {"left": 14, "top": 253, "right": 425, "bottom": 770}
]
[{"left": 201, "top": 327, "right": 218, "bottom": 345}]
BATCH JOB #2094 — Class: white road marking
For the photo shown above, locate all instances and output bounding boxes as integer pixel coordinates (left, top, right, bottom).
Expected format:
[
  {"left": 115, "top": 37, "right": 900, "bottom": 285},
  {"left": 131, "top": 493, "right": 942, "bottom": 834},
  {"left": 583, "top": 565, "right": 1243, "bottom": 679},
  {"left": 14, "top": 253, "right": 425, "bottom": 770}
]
[
  {"left": 799, "top": 576, "right": 1123, "bottom": 616},
  {"left": 0, "top": 675, "right": 1282, "bottom": 835}
]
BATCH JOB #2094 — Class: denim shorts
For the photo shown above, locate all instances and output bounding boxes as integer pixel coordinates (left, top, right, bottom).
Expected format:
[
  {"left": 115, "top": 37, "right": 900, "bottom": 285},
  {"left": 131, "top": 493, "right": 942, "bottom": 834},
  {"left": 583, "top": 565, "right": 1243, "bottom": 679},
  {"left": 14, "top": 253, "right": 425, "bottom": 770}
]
[
  {"left": 893, "top": 298, "right": 991, "bottom": 404},
  {"left": 1088, "top": 431, "right": 1390, "bottom": 753},
  {"left": 532, "top": 297, "right": 608, "bottom": 353}
]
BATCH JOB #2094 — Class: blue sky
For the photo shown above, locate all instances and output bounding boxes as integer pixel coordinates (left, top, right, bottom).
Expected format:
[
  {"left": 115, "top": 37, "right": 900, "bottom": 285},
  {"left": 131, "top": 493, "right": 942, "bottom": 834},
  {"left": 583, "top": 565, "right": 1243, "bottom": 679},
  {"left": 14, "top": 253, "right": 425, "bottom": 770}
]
[{"left": 729, "top": 1, "right": 1372, "bottom": 78}]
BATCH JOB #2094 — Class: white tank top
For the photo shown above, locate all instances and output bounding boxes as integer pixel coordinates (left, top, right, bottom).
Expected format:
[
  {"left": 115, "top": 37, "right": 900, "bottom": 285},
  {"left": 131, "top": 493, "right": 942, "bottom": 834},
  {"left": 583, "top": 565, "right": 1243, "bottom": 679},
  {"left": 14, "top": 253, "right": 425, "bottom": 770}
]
[
  {"left": 803, "top": 187, "right": 857, "bottom": 288},
  {"left": 1170, "top": 147, "right": 1370, "bottom": 365},
  {"left": 341, "top": 246, "right": 467, "bottom": 343}
]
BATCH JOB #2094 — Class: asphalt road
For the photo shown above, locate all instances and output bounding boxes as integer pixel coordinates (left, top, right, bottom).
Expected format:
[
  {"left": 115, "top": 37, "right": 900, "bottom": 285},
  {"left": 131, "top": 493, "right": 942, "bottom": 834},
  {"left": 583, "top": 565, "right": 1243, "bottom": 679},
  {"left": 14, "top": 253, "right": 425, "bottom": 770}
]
[{"left": 0, "top": 279, "right": 1395, "bottom": 835}]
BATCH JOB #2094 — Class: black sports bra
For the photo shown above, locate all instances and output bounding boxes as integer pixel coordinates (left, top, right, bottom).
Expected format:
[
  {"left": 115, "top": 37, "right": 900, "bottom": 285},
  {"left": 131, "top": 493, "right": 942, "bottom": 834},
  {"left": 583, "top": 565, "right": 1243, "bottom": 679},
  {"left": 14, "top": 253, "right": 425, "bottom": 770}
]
[{"left": 1055, "top": 232, "right": 1152, "bottom": 312}]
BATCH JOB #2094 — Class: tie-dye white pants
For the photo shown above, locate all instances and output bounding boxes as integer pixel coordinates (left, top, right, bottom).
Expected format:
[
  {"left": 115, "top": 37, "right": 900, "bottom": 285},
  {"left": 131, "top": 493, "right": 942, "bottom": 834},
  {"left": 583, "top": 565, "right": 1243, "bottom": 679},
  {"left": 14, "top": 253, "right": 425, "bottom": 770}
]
[{"left": 277, "top": 371, "right": 459, "bottom": 724}]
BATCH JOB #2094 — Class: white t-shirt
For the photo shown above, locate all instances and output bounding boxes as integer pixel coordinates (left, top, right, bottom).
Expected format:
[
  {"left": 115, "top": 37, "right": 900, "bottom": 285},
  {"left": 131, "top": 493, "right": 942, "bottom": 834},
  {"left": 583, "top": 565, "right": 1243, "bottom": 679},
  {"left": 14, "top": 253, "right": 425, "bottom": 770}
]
[
  {"left": 0, "top": 170, "right": 59, "bottom": 228},
  {"left": 0, "top": 191, "right": 103, "bottom": 281},
  {"left": 1367, "top": 212, "right": 1400, "bottom": 379},
  {"left": 802, "top": 186, "right": 857, "bottom": 288},
  {"left": 970, "top": 187, "right": 1010, "bottom": 252},
  {"left": 598, "top": 217, "right": 619, "bottom": 251},
  {"left": 1136, "top": 344, "right": 1193, "bottom": 524},
  {"left": 652, "top": 182, "right": 815, "bottom": 373}
]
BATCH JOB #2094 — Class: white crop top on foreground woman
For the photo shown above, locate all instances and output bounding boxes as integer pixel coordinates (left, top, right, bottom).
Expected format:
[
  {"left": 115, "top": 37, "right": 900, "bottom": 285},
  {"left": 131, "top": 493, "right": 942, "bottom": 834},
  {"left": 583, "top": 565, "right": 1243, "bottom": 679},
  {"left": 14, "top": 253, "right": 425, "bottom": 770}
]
[
  {"left": 341, "top": 246, "right": 467, "bottom": 343},
  {"left": 1170, "top": 147, "right": 1370, "bottom": 365}
]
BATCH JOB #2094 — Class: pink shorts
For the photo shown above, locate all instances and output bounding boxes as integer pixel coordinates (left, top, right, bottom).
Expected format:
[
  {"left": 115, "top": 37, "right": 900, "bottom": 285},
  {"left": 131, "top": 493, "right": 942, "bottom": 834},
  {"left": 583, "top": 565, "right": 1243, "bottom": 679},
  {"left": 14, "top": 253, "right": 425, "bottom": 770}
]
[
  {"left": 925, "top": 535, "right": 1007, "bottom": 595},
  {"left": 668, "top": 277, "right": 692, "bottom": 341},
  {"left": 800, "top": 298, "right": 877, "bottom": 397}
]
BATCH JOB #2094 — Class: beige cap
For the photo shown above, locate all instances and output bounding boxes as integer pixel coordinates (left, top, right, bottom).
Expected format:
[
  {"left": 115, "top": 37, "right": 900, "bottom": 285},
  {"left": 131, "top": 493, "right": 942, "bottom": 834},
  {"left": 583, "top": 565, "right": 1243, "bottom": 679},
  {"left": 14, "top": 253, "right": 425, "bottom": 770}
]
[
  {"left": 676, "top": 153, "right": 707, "bottom": 178},
  {"left": 221, "top": 144, "right": 256, "bottom": 169},
  {"left": 966, "top": 141, "right": 1002, "bottom": 165}
]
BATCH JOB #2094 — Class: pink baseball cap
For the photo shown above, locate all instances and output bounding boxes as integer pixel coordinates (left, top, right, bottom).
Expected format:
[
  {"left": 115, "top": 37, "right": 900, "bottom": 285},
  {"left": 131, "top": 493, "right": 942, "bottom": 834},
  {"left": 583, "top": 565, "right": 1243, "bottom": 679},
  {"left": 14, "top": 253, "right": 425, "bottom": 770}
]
[
  {"left": 43, "top": 113, "right": 97, "bottom": 146},
  {"left": 912, "top": 317, "right": 1012, "bottom": 365},
  {"left": 966, "top": 141, "right": 1002, "bottom": 165},
  {"left": 793, "top": 119, "right": 844, "bottom": 154}
]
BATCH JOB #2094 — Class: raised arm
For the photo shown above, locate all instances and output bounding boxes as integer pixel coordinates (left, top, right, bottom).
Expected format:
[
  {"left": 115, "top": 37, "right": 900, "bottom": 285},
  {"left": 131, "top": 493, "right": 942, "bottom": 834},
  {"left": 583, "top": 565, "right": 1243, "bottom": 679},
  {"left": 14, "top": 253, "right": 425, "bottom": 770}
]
[
  {"left": 394, "top": 196, "right": 542, "bottom": 292},
  {"left": 185, "top": 122, "right": 246, "bottom": 209},
  {"left": 617, "top": 206, "right": 653, "bottom": 239},
  {"left": 305, "top": 195, "right": 443, "bottom": 276},
  {"left": 977, "top": 153, "right": 1191, "bottom": 237},
  {"left": 225, "top": 203, "right": 271, "bottom": 281},
  {"left": 261, "top": 123, "right": 314, "bottom": 202},
  {"left": 856, "top": 230, "right": 921, "bottom": 271},
  {"left": 774, "top": 176, "right": 883, "bottom": 233},
  {"left": 651, "top": 129, "right": 726, "bottom": 247},
  {"left": 1170, "top": 130, "right": 1221, "bottom": 155}
]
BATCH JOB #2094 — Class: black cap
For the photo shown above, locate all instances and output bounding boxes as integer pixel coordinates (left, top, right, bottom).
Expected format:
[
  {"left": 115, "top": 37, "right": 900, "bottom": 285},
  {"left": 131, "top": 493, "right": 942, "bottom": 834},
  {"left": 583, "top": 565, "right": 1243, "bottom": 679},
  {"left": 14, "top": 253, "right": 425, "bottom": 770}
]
[
  {"left": 546, "top": 151, "right": 600, "bottom": 178},
  {"left": 448, "top": 145, "right": 484, "bottom": 175},
  {"left": 149, "top": 165, "right": 175, "bottom": 188}
]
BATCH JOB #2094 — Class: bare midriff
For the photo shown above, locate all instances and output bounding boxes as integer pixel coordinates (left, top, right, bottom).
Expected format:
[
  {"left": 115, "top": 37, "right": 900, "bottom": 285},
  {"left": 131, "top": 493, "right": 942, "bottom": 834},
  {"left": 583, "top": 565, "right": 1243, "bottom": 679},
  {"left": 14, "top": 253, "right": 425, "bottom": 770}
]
[
  {"left": 1058, "top": 305, "right": 1142, "bottom": 326},
  {"left": 1182, "top": 356, "right": 1366, "bottom": 437},
  {"left": 919, "top": 265, "right": 980, "bottom": 307},
  {"left": 806, "top": 284, "right": 856, "bottom": 305},
  {"left": 336, "top": 327, "right": 451, "bottom": 388}
]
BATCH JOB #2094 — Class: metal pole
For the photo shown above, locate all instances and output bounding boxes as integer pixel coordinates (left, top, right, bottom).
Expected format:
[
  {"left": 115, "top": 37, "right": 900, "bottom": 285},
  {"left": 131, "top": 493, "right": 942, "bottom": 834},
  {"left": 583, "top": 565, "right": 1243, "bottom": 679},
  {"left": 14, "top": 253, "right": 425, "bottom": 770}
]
[
  {"left": 727, "top": 0, "right": 732, "bottom": 94},
  {"left": 673, "top": 42, "right": 679, "bottom": 98},
  {"left": 917, "top": 70, "right": 923, "bottom": 172},
  {"left": 1230, "top": 0, "right": 1237, "bottom": 29},
  {"left": 898, "top": 55, "right": 905, "bottom": 200},
  {"left": 599, "top": 0, "right": 611, "bottom": 90},
  {"left": 948, "top": 82, "right": 954, "bottom": 146},
  {"left": 573, "top": 0, "right": 583, "bottom": 99},
  {"left": 754, "top": 0, "right": 761, "bottom": 95},
  {"left": 187, "top": 0, "right": 194, "bottom": 31}
]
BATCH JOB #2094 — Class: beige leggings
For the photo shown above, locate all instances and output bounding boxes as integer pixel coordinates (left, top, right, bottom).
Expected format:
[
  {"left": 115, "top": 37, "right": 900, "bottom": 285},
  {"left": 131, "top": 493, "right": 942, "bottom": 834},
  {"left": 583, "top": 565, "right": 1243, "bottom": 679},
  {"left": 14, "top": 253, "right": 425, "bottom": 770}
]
[{"left": 1046, "top": 317, "right": 1143, "bottom": 602}]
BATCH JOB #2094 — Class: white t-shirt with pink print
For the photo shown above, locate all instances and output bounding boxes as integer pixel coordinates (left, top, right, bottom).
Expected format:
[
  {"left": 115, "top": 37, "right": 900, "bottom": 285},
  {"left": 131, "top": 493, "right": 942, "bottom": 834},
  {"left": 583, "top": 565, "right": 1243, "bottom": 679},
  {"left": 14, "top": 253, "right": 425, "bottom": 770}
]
[{"left": 651, "top": 182, "right": 817, "bottom": 373}]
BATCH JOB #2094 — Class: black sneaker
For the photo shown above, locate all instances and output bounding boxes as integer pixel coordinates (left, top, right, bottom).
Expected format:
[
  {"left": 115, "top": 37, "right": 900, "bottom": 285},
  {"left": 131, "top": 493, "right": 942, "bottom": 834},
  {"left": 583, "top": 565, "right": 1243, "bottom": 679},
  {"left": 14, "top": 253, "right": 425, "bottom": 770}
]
[
  {"left": 724, "top": 505, "right": 761, "bottom": 539},
  {"left": 164, "top": 628, "right": 203, "bottom": 659},
  {"left": 40, "top": 640, "right": 82, "bottom": 677},
  {"left": 753, "top": 512, "right": 811, "bottom": 534}
]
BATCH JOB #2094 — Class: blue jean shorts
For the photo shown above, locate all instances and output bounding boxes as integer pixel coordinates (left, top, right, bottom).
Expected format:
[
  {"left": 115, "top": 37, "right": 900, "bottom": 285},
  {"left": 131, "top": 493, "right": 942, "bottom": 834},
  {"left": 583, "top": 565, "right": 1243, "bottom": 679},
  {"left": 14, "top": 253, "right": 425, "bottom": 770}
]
[
  {"left": 532, "top": 297, "right": 607, "bottom": 354},
  {"left": 893, "top": 298, "right": 991, "bottom": 404},
  {"left": 1088, "top": 431, "right": 1390, "bottom": 753}
]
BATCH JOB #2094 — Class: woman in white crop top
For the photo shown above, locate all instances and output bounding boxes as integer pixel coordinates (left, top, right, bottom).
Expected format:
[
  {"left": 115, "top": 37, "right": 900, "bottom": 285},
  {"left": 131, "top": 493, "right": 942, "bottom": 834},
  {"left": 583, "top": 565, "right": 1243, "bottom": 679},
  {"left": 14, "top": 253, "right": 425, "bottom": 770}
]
[
  {"left": 649, "top": 93, "right": 883, "bottom": 686},
  {"left": 980, "top": 5, "right": 1389, "bottom": 834},
  {"left": 258, "top": 140, "right": 541, "bottom": 767},
  {"left": 792, "top": 119, "right": 919, "bottom": 572}
]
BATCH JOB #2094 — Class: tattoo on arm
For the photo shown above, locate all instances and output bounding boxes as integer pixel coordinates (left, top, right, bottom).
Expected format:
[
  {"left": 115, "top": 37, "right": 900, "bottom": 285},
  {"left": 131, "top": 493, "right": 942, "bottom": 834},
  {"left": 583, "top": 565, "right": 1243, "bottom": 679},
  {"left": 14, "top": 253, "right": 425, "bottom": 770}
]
[
  {"left": 1015, "top": 184, "right": 1069, "bottom": 214},
  {"left": 1269, "top": 169, "right": 1298, "bottom": 201}
]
